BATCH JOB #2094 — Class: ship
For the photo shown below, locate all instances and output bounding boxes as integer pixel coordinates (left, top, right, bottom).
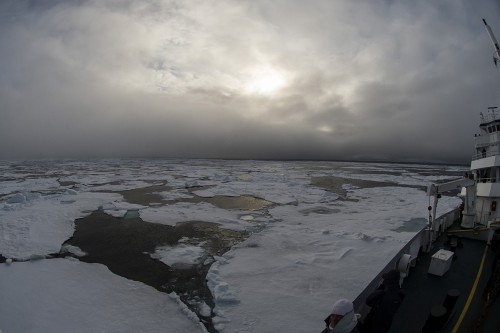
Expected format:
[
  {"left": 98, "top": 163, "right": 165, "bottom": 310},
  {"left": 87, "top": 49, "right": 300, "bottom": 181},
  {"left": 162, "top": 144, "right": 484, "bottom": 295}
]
[{"left": 350, "top": 19, "right": 500, "bottom": 333}]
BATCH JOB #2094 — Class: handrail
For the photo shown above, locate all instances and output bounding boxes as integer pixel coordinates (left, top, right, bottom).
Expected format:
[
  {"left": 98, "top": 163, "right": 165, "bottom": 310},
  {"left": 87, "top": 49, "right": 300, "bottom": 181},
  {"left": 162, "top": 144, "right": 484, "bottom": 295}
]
[
  {"left": 476, "top": 177, "right": 498, "bottom": 183},
  {"left": 471, "top": 151, "right": 500, "bottom": 160},
  {"left": 353, "top": 208, "right": 460, "bottom": 312}
]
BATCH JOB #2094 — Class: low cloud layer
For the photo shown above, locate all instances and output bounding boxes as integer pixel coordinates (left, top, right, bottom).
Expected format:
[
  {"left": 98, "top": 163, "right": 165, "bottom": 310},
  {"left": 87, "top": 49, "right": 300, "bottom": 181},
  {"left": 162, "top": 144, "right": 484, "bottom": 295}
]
[{"left": 1, "top": 0, "right": 500, "bottom": 164}]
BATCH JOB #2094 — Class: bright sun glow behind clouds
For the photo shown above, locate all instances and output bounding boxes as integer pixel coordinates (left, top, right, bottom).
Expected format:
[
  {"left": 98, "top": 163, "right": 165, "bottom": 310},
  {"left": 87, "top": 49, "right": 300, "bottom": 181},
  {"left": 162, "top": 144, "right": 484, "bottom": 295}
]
[{"left": 243, "top": 65, "right": 287, "bottom": 96}]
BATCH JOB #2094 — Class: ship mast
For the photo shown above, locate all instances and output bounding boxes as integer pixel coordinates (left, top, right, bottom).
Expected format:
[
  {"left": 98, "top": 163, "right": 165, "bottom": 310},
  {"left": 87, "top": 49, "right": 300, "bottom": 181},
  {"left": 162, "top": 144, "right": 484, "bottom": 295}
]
[{"left": 483, "top": 18, "right": 500, "bottom": 67}]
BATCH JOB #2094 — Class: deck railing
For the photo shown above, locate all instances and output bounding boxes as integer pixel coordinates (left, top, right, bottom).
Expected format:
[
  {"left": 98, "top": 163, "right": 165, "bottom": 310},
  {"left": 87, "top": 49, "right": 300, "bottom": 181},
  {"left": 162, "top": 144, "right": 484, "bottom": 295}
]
[
  {"left": 472, "top": 150, "right": 500, "bottom": 161},
  {"left": 476, "top": 177, "right": 498, "bottom": 183},
  {"left": 353, "top": 207, "right": 460, "bottom": 313}
]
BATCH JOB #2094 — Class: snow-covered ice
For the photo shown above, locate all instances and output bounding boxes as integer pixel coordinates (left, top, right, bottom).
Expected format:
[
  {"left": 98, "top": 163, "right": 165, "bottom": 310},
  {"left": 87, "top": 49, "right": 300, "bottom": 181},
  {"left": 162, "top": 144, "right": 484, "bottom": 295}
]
[
  {"left": 0, "top": 258, "right": 207, "bottom": 333},
  {"left": 0, "top": 190, "right": 121, "bottom": 260},
  {"left": 150, "top": 241, "right": 207, "bottom": 267},
  {"left": 206, "top": 186, "right": 459, "bottom": 332},
  {"left": 0, "top": 159, "right": 465, "bottom": 333}
]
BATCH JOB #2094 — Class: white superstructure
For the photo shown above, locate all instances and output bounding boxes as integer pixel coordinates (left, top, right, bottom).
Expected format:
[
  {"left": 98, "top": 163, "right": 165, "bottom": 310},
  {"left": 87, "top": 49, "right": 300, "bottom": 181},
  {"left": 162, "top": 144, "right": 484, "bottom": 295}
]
[{"left": 469, "top": 107, "right": 500, "bottom": 226}]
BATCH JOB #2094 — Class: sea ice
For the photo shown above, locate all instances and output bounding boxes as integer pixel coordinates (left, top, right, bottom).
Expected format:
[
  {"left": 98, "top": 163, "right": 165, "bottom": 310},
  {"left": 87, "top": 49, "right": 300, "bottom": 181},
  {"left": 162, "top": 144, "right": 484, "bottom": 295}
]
[
  {"left": 0, "top": 190, "right": 121, "bottom": 260},
  {"left": 0, "top": 258, "right": 207, "bottom": 333},
  {"left": 150, "top": 243, "right": 207, "bottom": 267},
  {"left": 0, "top": 159, "right": 465, "bottom": 333}
]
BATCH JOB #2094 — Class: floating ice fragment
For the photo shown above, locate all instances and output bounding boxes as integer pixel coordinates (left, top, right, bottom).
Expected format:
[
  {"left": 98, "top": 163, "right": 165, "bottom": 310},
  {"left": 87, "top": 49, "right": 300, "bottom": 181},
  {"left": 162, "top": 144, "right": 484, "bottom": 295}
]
[
  {"left": 198, "top": 301, "right": 212, "bottom": 317},
  {"left": 61, "top": 244, "right": 87, "bottom": 257},
  {"left": 213, "top": 256, "right": 228, "bottom": 264},
  {"left": 185, "top": 180, "right": 201, "bottom": 188},
  {"left": 203, "top": 257, "right": 215, "bottom": 265},
  {"left": 7, "top": 193, "right": 26, "bottom": 204},
  {"left": 150, "top": 244, "right": 206, "bottom": 266},
  {"left": 102, "top": 202, "right": 117, "bottom": 211},
  {"left": 102, "top": 201, "right": 145, "bottom": 218},
  {"left": 5, "top": 192, "right": 40, "bottom": 204},
  {"left": 168, "top": 293, "right": 209, "bottom": 331},
  {"left": 319, "top": 191, "right": 339, "bottom": 203},
  {"left": 354, "top": 233, "right": 372, "bottom": 241},
  {"left": 178, "top": 237, "right": 190, "bottom": 243}
]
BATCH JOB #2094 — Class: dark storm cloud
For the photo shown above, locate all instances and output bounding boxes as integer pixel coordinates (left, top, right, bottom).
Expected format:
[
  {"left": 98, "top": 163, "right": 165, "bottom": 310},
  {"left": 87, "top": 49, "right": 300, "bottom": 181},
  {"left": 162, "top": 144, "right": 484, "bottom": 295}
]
[{"left": 1, "top": 0, "right": 500, "bottom": 163}]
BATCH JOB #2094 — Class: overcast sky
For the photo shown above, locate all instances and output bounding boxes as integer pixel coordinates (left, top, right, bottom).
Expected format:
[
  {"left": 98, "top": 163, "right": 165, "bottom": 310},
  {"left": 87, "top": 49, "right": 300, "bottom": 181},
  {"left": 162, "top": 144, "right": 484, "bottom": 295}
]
[{"left": 1, "top": 0, "right": 500, "bottom": 164}]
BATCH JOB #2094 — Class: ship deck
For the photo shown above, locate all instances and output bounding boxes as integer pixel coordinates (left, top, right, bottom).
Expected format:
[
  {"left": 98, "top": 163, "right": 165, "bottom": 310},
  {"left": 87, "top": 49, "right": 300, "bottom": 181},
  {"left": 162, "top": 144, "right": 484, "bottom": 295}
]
[{"left": 387, "top": 228, "right": 500, "bottom": 333}]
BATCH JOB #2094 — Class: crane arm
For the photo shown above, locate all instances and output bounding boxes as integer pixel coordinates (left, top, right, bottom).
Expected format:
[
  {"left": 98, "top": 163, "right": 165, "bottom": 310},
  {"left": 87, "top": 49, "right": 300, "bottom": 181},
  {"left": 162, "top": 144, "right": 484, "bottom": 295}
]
[{"left": 427, "top": 178, "right": 475, "bottom": 196}]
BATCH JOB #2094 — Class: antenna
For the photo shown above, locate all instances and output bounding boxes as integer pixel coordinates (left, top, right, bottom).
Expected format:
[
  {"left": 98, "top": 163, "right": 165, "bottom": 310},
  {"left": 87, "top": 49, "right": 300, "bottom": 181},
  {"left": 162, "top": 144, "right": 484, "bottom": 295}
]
[
  {"left": 488, "top": 106, "right": 498, "bottom": 120},
  {"left": 483, "top": 18, "right": 500, "bottom": 67}
]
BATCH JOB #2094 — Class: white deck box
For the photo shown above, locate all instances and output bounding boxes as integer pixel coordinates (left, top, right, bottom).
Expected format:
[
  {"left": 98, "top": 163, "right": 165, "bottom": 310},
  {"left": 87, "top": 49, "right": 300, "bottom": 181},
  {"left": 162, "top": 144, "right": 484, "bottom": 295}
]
[{"left": 428, "top": 249, "right": 454, "bottom": 276}]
